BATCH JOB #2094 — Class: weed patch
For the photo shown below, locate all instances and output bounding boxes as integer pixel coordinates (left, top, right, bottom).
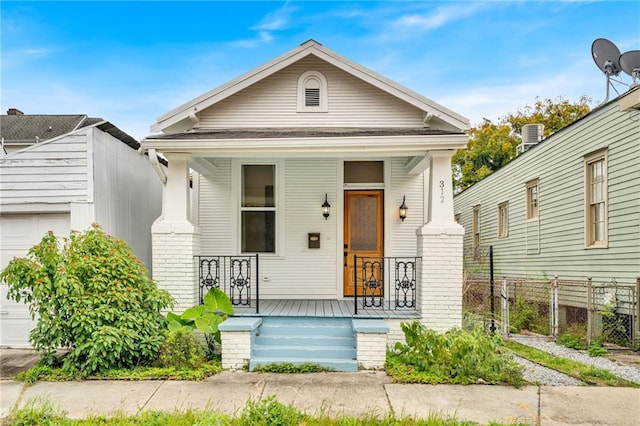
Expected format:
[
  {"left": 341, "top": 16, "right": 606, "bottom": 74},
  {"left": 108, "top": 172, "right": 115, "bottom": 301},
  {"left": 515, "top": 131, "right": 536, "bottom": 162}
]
[
  {"left": 386, "top": 321, "right": 525, "bottom": 387},
  {"left": 252, "top": 362, "right": 335, "bottom": 373}
]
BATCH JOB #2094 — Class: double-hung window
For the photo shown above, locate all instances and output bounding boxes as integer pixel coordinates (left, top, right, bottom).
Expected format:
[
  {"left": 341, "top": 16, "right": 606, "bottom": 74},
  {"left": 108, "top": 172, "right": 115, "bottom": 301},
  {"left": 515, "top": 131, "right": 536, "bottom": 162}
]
[
  {"left": 498, "top": 202, "right": 509, "bottom": 238},
  {"left": 473, "top": 205, "right": 481, "bottom": 259},
  {"left": 241, "top": 164, "right": 276, "bottom": 253},
  {"left": 526, "top": 180, "right": 539, "bottom": 221},
  {"left": 585, "top": 150, "right": 607, "bottom": 247}
]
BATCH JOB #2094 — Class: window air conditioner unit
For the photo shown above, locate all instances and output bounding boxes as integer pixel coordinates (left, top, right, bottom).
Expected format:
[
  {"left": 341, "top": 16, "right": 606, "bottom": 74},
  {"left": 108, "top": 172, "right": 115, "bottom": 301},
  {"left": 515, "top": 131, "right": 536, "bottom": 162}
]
[{"left": 517, "top": 124, "right": 544, "bottom": 154}]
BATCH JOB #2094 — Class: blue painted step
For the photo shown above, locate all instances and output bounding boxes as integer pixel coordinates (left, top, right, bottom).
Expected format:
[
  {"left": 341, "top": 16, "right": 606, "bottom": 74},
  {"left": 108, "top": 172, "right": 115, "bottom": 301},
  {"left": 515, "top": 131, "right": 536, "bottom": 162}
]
[{"left": 250, "top": 317, "right": 357, "bottom": 372}]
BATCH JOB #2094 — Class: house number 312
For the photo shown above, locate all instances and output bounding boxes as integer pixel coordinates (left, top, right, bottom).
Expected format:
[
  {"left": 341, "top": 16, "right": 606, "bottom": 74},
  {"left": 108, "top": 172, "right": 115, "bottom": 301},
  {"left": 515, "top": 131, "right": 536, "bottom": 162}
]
[{"left": 439, "top": 180, "right": 445, "bottom": 203}]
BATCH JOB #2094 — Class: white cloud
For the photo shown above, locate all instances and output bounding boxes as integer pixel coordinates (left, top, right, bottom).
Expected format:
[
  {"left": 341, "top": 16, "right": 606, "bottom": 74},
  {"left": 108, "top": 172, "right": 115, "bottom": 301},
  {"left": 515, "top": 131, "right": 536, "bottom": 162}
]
[{"left": 393, "top": 3, "right": 487, "bottom": 31}]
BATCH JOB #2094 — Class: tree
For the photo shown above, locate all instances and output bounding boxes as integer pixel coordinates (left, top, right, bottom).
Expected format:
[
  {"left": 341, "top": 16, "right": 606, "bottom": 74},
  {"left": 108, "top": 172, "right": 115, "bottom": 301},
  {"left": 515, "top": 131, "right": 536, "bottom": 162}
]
[{"left": 453, "top": 96, "right": 592, "bottom": 192}]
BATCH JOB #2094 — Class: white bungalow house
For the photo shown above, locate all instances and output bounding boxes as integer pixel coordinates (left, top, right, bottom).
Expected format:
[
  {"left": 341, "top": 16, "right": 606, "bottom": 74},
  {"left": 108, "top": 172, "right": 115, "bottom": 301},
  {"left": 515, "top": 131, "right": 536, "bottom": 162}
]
[
  {"left": 141, "top": 40, "right": 469, "bottom": 370},
  {"left": 0, "top": 112, "right": 164, "bottom": 347}
]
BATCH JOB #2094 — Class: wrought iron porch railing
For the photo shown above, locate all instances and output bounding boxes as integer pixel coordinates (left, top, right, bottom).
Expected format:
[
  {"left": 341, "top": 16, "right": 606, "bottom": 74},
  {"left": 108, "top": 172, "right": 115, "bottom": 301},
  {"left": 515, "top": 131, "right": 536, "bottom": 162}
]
[
  {"left": 195, "top": 255, "right": 259, "bottom": 313},
  {"left": 353, "top": 255, "right": 421, "bottom": 315}
]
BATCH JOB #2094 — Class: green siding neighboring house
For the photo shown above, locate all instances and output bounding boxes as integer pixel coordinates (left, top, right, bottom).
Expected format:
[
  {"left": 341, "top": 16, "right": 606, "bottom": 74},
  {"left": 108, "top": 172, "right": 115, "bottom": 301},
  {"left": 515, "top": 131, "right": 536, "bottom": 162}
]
[{"left": 454, "top": 87, "right": 640, "bottom": 287}]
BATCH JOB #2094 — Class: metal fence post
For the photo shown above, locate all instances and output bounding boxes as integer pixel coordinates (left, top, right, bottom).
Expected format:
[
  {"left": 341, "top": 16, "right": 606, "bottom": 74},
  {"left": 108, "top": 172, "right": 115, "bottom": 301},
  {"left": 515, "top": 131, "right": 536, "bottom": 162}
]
[
  {"left": 489, "top": 246, "right": 496, "bottom": 333},
  {"left": 353, "top": 255, "right": 358, "bottom": 315},
  {"left": 501, "top": 276, "right": 509, "bottom": 335},
  {"left": 636, "top": 277, "right": 640, "bottom": 347},
  {"left": 587, "top": 277, "right": 593, "bottom": 345},
  {"left": 550, "top": 275, "right": 559, "bottom": 338}
]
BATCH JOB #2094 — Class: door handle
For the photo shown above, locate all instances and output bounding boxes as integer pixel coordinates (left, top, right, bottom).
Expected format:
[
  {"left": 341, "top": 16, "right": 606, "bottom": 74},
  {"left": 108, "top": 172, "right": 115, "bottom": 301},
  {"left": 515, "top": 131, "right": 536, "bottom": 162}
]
[{"left": 343, "top": 251, "right": 348, "bottom": 267}]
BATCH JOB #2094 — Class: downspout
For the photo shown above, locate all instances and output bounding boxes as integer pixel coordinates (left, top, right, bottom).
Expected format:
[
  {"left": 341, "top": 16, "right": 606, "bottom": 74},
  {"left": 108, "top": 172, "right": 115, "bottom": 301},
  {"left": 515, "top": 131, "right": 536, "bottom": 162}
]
[{"left": 147, "top": 148, "right": 167, "bottom": 184}]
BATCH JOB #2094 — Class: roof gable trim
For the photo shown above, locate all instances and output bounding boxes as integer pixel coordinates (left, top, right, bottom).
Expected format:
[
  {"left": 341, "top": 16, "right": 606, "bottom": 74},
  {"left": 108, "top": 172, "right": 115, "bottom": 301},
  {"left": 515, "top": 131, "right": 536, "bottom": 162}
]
[{"left": 151, "top": 41, "right": 469, "bottom": 133}]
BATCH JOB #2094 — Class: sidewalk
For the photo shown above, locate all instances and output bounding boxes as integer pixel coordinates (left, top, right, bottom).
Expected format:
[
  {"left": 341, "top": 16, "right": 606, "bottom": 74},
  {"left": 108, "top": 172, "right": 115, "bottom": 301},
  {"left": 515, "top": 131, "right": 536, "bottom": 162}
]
[{"left": 1, "top": 371, "right": 639, "bottom": 425}]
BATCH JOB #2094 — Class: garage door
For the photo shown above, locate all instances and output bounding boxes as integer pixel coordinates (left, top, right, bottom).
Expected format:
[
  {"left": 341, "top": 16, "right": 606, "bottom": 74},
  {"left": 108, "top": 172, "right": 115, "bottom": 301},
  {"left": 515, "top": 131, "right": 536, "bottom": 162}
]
[{"left": 1, "top": 213, "right": 70, "bottom": 348}]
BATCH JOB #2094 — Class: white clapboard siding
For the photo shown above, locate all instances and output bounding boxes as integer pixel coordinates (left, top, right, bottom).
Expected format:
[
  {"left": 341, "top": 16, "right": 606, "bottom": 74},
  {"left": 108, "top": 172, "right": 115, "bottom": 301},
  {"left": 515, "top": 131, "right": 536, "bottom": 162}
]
[
  {"left": 0, "top": 133, "right": 89, "bottom": 205},
  {"left": 388, "top": 157, "right": 424, "bottom": 256},
  {"left": 454, "top": 99, "right": 640, "bottom": 285},
  {"left": 91, "top": 128, "right": 163, "bottom": 270},
  {"left": 198, "top": 56, "right": 424, "bottom": 128},
  {"left": 270, "top": 158, "right": 338, "bottom": 299},
  {"left": 198, "top": 159, "right": 233, "bottom": 254},
  {"left": 199, "top": 158, "right": 338, "bottom": 299}
]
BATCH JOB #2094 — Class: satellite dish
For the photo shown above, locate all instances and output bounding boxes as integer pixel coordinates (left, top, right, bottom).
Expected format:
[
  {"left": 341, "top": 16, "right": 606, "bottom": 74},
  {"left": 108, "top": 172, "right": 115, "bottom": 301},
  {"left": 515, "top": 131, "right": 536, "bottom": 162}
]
[
  {"left": 592, "top": 38, "right": 623, "bottom": 103},
  {"left": 620, "top": 50, "right": 640, "bottom": 85},
  {"left": 592, "top": 38, "right": 621, "bottom": 76}
]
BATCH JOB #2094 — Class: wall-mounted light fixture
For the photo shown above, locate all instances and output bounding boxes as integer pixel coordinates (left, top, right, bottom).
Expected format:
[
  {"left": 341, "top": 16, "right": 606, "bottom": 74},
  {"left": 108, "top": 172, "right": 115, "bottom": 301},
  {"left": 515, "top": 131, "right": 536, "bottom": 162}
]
[
  {"left": 322, "top": 193, "right": 331, "bottom": 220},
  {"left": 399, "top": 195, "right": 408, "bottom": 222}
]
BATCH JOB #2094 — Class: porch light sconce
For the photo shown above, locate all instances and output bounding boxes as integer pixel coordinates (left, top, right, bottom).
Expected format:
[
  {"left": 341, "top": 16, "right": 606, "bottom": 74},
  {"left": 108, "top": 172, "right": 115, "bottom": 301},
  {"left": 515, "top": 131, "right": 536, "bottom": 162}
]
[
  {"left": 322, "top": 193, "right": 331, "bottom": 220},
  {"left": 399, "top": 195, "right": 408, "bottom": 222}
]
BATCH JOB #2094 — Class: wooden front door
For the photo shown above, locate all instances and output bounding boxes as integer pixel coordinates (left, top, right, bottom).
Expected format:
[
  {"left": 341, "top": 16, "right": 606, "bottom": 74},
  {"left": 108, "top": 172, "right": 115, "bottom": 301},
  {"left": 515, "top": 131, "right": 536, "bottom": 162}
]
[{"left": 343, "top": 190, "right": 384, "bottom": 296}]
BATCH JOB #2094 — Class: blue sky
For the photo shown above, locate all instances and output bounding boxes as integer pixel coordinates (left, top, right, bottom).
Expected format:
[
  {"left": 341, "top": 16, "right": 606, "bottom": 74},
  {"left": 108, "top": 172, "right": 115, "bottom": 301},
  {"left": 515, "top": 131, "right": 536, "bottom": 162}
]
[{"left": 2, "top": 1, "right": 639, "bottom": 140}]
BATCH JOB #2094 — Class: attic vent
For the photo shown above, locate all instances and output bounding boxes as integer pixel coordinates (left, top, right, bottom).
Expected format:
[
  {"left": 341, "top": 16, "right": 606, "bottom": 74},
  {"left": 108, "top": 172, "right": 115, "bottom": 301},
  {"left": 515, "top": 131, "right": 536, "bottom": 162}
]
[
  {"left": 517, "top": 124, "right": 544, "bottom": 154},
  {"left": 305, "top": 88, "right": 320, "bottom": 107},
  {"left": 297, "top": 70, "right": 328, "bottom": 112}
]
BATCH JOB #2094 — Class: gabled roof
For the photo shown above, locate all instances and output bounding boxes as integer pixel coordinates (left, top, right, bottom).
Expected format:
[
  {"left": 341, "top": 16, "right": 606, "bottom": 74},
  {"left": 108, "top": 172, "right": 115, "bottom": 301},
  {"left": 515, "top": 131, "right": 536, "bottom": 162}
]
[
  {"left": 151, "top": 40, "right": 469, "bottom": 133},
  {"left": 0, "top": 114, "right": 102, "bottom": 144}
]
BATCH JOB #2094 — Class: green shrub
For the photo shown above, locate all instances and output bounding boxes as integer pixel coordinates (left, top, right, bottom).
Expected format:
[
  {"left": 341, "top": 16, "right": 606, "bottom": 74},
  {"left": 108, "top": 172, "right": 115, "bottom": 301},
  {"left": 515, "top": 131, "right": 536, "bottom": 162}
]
[
  {"left": 157, "top": 328, "right": 206, "bottom": 369},
  {"left": 588, "top": 341, "right": 608, "bottom": 357},
  {"left": 557, "top": 324, "right": 588, "bottom": 350},
  {"left": 166, "top": 287, "right": 234, "bottom": 359},
  {"left": 0, "top": 225, "right": 173, "bottom": 375},
  {"left": 509, "top": 297, "right": 548, "bottom": 335},
  {"left": 387, "top": 320, "right": 524, "bottom": 387}
]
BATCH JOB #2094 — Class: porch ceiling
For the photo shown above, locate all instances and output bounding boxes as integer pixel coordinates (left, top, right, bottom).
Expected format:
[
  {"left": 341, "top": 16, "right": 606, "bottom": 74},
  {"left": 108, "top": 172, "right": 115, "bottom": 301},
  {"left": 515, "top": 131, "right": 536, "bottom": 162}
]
[{"left": 141, "top": 127, "right": 468, "bottom": 157}]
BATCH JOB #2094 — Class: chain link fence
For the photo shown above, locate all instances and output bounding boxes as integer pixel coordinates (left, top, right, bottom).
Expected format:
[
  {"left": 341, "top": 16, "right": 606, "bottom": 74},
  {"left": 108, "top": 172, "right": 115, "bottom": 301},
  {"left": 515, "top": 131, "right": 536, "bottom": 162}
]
[{"left": 463, "top": 274, "right": 639, "bottom": 349}]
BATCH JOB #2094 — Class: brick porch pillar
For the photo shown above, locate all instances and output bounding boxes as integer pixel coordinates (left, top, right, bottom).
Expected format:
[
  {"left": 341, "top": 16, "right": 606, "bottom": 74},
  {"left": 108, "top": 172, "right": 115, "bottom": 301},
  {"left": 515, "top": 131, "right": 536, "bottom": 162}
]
[
  {"left": 416, "top": 150, "right": 465, "bottom": 331},
  {"left": 151, "top": 153, "right": 200, "bottom": 311}
]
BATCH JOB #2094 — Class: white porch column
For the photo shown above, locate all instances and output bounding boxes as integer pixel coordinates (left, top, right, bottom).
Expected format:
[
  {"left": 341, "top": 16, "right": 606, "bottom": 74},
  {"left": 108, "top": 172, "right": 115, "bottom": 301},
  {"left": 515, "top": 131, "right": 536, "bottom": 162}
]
[
  {"left": 151, "top": 153, "right": 200, "bottom": 311},
  {"left": 417, "top": 150, "right": 465, "bottom": 331}
]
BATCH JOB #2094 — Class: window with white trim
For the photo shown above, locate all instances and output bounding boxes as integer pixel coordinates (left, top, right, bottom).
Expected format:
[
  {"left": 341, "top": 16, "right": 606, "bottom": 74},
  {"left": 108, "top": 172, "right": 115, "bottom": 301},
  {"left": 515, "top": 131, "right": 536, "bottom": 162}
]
[
  {"left": 241, "top": 164, "right": 276, "bottom": 253},
  {"left": 473, "top": 205, "right": 481, "bottom": 259},
  {"left": 498, "top": 202, "right": 509, "bottom": 238},
  {"left": 585, "top": 150, "right": 607, "bottom": 247},
  {"left": 297, "top": 70, "right": 328, "bottom": 112},
  {"left": 526, "top": 179, "right": 539, "bottom": 221}
]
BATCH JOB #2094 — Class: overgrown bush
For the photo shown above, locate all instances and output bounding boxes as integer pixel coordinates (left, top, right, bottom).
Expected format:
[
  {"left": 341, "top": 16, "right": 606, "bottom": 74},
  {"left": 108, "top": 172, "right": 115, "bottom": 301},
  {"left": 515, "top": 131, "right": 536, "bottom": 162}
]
[
  {"left": 387, "top": 320, "right": 524, "bottom": 386},
  {"left": 557, "top": 323, "right": 588, "bottom": 350},
  {"left": 157, "top": 328, "right": 206, "bottom": 369},
  {"left": 509, "top": 297, "right": 548, "bottom": 334},
  {"left": 0, "top": 225, "right": 173, "bottom": 375}
]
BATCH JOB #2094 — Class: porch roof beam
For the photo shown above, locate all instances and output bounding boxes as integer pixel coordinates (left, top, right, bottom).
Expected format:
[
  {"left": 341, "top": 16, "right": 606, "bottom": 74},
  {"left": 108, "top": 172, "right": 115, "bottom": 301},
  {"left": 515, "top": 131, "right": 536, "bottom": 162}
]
[
  {"left": 190, "top": 157, "right": 217, "bottom": 176},
  {"left": 406, "top": 154, "right": 431, "bottom": 176},
  {"left": 141, "top": 134, "right": 468, "bottom": 157}
]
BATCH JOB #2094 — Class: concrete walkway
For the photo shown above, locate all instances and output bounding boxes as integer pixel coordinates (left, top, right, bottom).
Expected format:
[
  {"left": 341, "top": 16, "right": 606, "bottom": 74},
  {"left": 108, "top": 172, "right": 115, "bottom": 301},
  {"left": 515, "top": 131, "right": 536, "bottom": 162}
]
[{"left": 1, "top": 372, "right": 639, "bottom": 425}]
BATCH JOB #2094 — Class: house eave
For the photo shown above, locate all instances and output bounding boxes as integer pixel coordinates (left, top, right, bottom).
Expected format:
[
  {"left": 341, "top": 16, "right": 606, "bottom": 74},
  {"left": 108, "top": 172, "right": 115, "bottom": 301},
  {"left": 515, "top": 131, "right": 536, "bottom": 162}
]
[
  {"left": 140, "top": 134, "right": 468, "bottom": 157},
  {"left": 151, "top": 41, "right": 470, "bottom": 133}
]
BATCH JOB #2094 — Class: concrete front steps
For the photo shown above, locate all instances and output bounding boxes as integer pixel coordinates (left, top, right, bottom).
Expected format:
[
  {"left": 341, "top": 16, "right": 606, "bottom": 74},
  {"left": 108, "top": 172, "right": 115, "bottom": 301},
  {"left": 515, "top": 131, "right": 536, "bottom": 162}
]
[{"left": 249, "top": 317, "right": 358, "bottom": 372}]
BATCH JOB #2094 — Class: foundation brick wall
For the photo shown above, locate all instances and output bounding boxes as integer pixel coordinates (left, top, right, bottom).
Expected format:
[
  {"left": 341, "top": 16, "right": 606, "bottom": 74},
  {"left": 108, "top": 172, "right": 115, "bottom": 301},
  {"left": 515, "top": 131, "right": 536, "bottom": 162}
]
[
  {"left": 220, "top": 331, "right": 252, "bottom": 370},
  {"left": 356, "top": 332, "right": 387, "bottom": 369}
]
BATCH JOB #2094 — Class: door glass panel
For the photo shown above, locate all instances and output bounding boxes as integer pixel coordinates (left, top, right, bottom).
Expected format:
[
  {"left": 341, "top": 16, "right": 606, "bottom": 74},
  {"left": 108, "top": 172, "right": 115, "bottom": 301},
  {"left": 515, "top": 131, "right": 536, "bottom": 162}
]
[
  {"left": 349, "top": 195, "right": 378, "bottom": 250},
  {"left": 344, "top": 161, "right": 383, "bottom": 183}
]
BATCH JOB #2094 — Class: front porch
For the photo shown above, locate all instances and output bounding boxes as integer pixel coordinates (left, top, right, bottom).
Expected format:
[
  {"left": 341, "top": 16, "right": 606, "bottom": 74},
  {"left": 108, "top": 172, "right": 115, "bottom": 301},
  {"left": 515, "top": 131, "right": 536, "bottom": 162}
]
[
  {"left": 197, "top": 254, "right": 421, "bottom": 319},
  {"left": 232, "top": 299, "right": 420, "bottom": 319}
]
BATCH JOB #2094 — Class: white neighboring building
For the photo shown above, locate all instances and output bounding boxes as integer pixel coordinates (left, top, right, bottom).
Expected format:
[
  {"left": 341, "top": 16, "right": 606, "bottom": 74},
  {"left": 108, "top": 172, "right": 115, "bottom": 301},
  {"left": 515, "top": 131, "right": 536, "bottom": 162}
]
[{"left": 0, "top": 112, "right": 163, "bottom": 347}]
